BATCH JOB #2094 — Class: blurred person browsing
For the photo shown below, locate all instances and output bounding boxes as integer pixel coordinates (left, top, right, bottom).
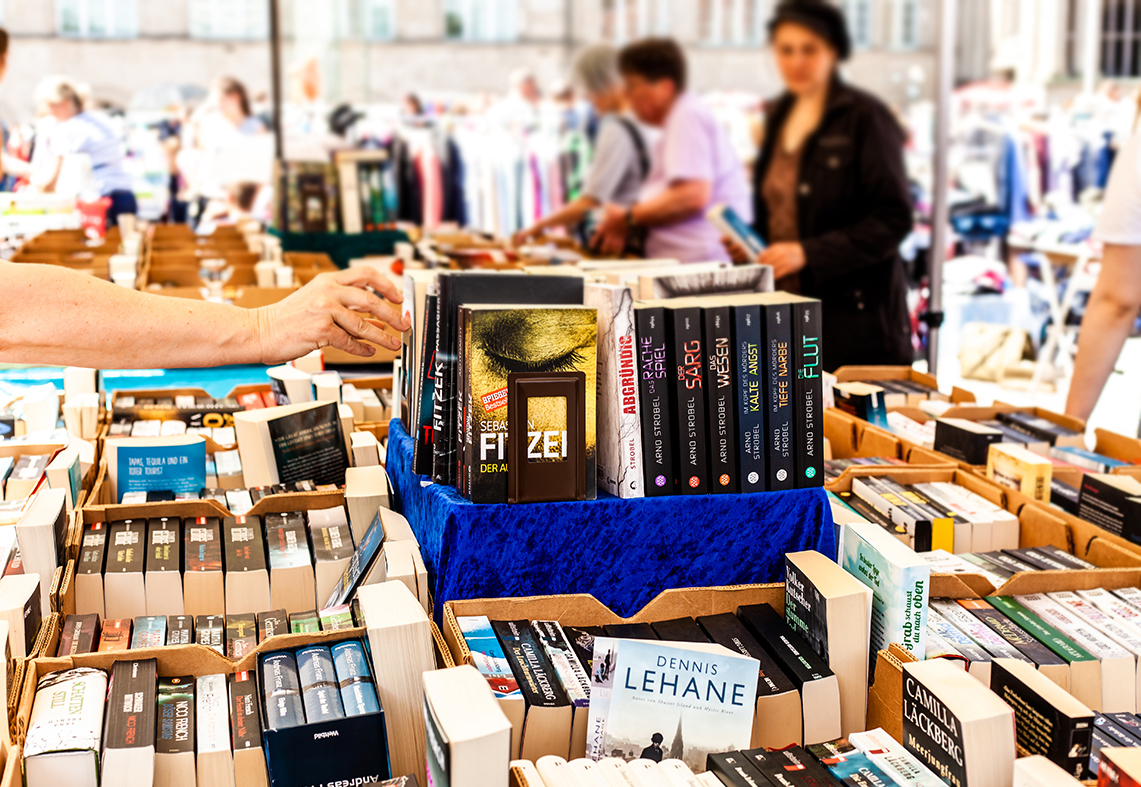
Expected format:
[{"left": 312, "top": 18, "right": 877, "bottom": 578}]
[
  {"left": 513, "top": 44, "right": 649, "bottom": 247},
  {"left": 593, "top": 38, "right": 752, "bottom": 263},
  {"left": 31, "top": 75, "right": 138, "bottom": 227},
  {"left": 726, "top": 0, "right": 913, "bottom": 369}
]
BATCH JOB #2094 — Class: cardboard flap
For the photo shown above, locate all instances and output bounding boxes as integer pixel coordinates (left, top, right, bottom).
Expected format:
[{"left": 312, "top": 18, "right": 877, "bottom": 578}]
[
  {"left": 930, "top": 573, "right": 996, "bottom": 599},
  {"left": 993, "top": 568, "right": 1141, "bottom": 596},
  {"left": 1095, "top": 427, "right": 1141, "bottom": 464},
  {"left": 633, "top": 584, "right": 784, "bottom": 622},
  {"left": 856, "top": 425, "right": 902, "bottom": 459},
  {"left": 866, "top": 646, "right": 915, "bottom": 743},
  {"left": 1085, "top": 537, "right": 1141, "bottom": 569},
  {"left": 1012, "top": 504, "right": 1069, "bottom": 551},
  {"left": 824, "top": 409, "right": 861, "bottom": 458},
  {"left": 950, "top": 386, "right": 977, "bottom": 404}
]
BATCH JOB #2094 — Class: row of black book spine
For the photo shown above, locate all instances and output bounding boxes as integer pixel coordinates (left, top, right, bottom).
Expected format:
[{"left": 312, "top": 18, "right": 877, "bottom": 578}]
[{"left": 635, "top": 299, "right": 822, "bottom": 495}]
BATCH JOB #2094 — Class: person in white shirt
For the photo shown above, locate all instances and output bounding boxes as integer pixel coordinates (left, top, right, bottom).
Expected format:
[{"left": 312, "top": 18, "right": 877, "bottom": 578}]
[
  {"left": 32, "top": 75, "right": 137, "bottom": 227},
  {"left": 1066, "top": 105, "right": 1141, "bottom": 422}
]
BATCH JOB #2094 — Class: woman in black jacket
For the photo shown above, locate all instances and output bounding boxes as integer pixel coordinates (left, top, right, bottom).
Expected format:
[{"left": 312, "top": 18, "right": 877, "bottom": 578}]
[{"left": 727, "top": 0, "right": 913, "bottom": 370}]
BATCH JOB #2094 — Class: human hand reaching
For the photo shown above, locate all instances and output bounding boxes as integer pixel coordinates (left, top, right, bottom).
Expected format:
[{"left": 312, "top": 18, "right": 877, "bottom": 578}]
[
  {"left": 758, "top": 242, "right": 807, "bottom": 280},
  {"left": 254, "top": 267, "right": 410, "bottom": 364}
]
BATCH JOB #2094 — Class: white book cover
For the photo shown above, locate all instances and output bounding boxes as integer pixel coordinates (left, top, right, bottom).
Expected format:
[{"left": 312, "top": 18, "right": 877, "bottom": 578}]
[
  {"left": 586, "top": 637, "right": 757, "bottom": 772},
  {"left": 840, "top": 522, "right": 930, "bottom": 660},
  {"left": 585, "top": 283, "right": 643, "bottom": 498},
  {"left": 25, "top": 667, "right": 108, "bottom": 768}
]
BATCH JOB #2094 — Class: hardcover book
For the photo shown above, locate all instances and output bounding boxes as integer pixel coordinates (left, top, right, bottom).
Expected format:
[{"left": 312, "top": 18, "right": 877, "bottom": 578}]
[
  {"left": 667, "top": 303, "right": 710, "bottom": 494},
  {"left": 460, "top": 305, "right": 597, "bottom": 504},
  {"left": 298, "top": 645, "right": 346, "bottom": 722},
  {"left": 758, "top": 297, "right": 795, "bottom": 490},
  {"left": 260, "top": 652, "right": 304, "bottom": 730},
  {"left": 585, "top": 283, "right": 644, "bottom": 498},
  {"left": 901, "top": 658, "right": 1015, "bottom": 787},
  {"left": 634, "top": 304, "right": 676, "bottom": 496},
  {"left": 431, "top": 271, "right": 585, "bottom": 488},
  {"left": 703, "top": 305, "right": 739, "bottom": 493},
  {"left": 586, "top": 637, "right": 758, "bottom": 773}
]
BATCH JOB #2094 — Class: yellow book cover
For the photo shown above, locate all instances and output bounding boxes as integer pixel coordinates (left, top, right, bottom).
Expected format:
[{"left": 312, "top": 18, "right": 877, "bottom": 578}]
[{"left": 987, "top": 443, "right": 1052, "bottom": 502}]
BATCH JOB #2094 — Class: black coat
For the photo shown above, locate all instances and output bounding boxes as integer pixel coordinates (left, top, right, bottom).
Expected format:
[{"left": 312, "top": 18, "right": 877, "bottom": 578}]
[{"left": 754, "top": 78, "right": 913, "bottom": 371}]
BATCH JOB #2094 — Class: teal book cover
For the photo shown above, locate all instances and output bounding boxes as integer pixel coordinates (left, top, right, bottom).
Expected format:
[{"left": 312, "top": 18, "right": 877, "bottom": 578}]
[
  {"left": 116, "top": 440, "right": 206, "bottom": 502},
  {"left": 456, "top": 615, "right": 521, "bottom": 699},
  {"left": 840, "top": 522, "right": 929, "bottom": 661},
  {"left": 587, "top": 637, "right": 758, "bottom": 773}
]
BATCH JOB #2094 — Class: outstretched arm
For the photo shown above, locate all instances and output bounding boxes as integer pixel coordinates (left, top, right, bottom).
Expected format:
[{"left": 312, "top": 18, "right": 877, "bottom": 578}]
[{"left": 0, "top": 263, "right": 409, "bottom": 369}]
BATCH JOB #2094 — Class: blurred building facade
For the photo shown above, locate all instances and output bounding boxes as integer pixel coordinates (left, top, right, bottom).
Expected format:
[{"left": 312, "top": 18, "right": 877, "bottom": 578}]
[
  {"left": 0, "top": 0, "right": 943, "bottom": 120},
  {"left": 0, "top": 0, "right": 1121, "bottom": 122}
]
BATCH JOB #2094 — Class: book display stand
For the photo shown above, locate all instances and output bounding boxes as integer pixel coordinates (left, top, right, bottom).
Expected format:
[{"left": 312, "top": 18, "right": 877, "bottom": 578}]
[{"left": 387, "top": 418, "right": 835, "bottom": 620}]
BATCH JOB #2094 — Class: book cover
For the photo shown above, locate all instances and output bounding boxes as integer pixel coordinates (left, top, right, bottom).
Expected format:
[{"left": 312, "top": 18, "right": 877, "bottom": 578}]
[
  {"left": 195, "top": 615, "right": 224, "bottom": 654},
  {"left": 456, "top": 615, "right": 522, "bottom": 697},
  {"left": 431, "top": 272, "right": 586, "bottom": 487},
  {"left": 586, "top": 637, "right": 758, "bottom": 773},
  {"left": 265, "top": 511, "right": 311, "bottom": 569},
  {"left": 805, "top": 739, "right": 897, "bottom": 787},
  {"left": 792, "top": 298, "right": 824, "bottom": 488},
  {"left": 290, "top": 609, "right": 320, "bottom": 634},
  {"left": 24, "top": 667, "right": 107, "bottom": 781},
  {"left": 331, "top": 640, "right": 381, "bottom": 717},
  {"left": 131, "top": 616, "right": 166, "bottom": 649},
  {"left": 98, "top": 619, "right": 131, "bottom": 651},
  {"left": 260, "top": 651, "right": 305, "bottom": 730},
  {"left": 492, "top": 618, "right": 570, "bottom": 709},
  {"left": 57, "top": 613, "right": 98, "bottom": 656},
  {"left": 668, "top": 304, "right": 709, "bottom": 494},
  {"left": 195, "top": 673, "right": 231, "bottom": 756},
  {"left": 266, "top": 402, "right": 348, "bottom": 487},
  {"left": 634, "top": 305, "right": 676, "bottom": 496},
  {"left": 412, "top": 292, "right": 439, "bottom": 476},
  {"left": 166, "top": 615, "right": 193, "bottom": 645},
  {"left": 183, "top": 517, "right": 222, "bottom": 573},
  {"left": 226, "top": 613, "right": 258, "bottom": 659},
  {"left": 156, "top": 676, "right": 195, "bottom": 755},
  {"left": 103, "top": 658, "right": 157, "bottom": 752},
  {"left": 146, "top": 517, "right": 181, "bottom": 574},
  {"left": 462, "top": 306, "right": 597, "bottom": 504},
  {"left": 299, "top": 645, "right": 346, "bottom": 722},
  {"left": 784, "top": 556, "right": 830, "bottom": 664},
  {"left": 323, "top": 508, "right": 384, "bottom": 608},
  {"left": 229, "top": 670, "right": 264, "bottom": 751},
  {"left": 731, "top": 302, "right": 766, "bottom": 493},
  {"left": 703, "top": 305, "right": 739, "bottom": 493},
  {"left": 839, "top": 522, "right": 930, "bottom": 661},
  {"left": 586, "top": 283, "right": 644, "bottom": 498},
  {"left": 114, "top": 437, "right": 207, "bottom": 503},
  {"left": 258, "top": 609, "right": 289, "bottom": 642}
]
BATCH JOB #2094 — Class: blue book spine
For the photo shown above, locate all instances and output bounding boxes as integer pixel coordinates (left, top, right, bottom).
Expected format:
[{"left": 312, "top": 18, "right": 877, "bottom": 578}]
[
  {"left": 260, "top": 652, "right": 305, "bottom": 730},
  {"left": 732, "top": 303, "right": 766, "bottom": 493},
  {"left": 331, "top": 640, "right": 380, "bottom": 717},
  {"left": 298, "top": 645, "right": 345, "bottom": 722}
]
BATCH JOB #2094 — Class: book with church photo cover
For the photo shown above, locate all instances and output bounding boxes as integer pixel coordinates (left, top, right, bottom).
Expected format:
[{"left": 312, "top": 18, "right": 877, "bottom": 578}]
[{"left": 586, "top": 637, "right": 758, "bottom": 773}]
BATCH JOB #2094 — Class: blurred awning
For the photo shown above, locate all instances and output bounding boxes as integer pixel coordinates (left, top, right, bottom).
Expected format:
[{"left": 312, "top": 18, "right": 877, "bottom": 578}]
[{"left": 128, "top": 83, "right": 208, "bottom": 111}]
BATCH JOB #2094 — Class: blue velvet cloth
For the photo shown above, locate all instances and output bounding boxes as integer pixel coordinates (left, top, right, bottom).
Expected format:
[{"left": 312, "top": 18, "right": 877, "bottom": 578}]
[{"left": 386, "top": 419, "right": 836, "bottom": 620}]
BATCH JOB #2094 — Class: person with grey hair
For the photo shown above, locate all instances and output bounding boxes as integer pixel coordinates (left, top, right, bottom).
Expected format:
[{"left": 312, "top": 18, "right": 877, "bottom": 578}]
[{"left": 513, "top": 44, "right": 650, "bottom": 247}]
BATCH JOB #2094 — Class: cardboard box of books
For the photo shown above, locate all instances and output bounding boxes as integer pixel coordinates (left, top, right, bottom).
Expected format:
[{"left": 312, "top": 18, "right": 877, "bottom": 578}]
[
  {"left": 1091, "top": 428, "right": 1141, "bottom": 480},
  {"left": 830, "top": 364, "right": 978, "bottom": 406},
  {"left": 824, "top": 409, "right": 956, "bottom": 488}
]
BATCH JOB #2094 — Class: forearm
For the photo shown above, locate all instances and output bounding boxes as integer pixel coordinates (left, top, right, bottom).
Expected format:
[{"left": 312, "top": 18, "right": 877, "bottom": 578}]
[
  {"left": 1066, "top": 296, "right": 1137, "bottom": 421},
  {"left": 534, "top": 196, "right": 600, "bottom": 233},
  {"left": 0, "top": 263, "right": 263, "bottom": 368},
  {"left": 631, "top": 181, "right": 711, "bottom": 228}
]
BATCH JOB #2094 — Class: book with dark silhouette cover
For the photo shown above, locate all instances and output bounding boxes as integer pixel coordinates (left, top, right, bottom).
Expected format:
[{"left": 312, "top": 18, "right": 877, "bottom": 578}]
[
  {"left": 634, "top": 304, "right": 676, "bottom": 496},
  {"left": 102, "top": 659, "right": 157, "bottom": 786},
  {"left": 412, "top": 292, "right": 439, "bottom": 476},
  {"left": 650, "top": 617, "right": 709, "bottom": 643},
  {"left": 791, "top": 297, "right": 824, "bottom": 488},
  {"left": 667, "top": 303, "right": 709, "bottom": 494},
  {"left": 703, "top": 305, "right": 738, "bottom": 493},
  {"left": 990, "top": 657, "right": 1093, "bottom": 779},
  {"left": 737, "top": 602, "right": 841, "bottom": 746},
  {"left": 698, "top": 612, "right": 802, "bottom": 749},
  {"left": 432, "top": 271, "right": 585, "bottom": 487},
  {"left": 492, "top": 618, "right": 573, "bottom": 760}
]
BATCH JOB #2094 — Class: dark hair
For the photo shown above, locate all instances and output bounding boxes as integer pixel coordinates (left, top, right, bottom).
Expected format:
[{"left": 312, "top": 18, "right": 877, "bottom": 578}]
[
  {"left": 618, "top": 38, "right": 687, "bottom": 91},
  {"left": 230, "top": 182, "right": 259, "bottom": 212},
  {"left": 768, "top": 0, "right": 852, "bottom": 61},
  {"left": 0, "top": 28, "right": 9, "bottom": 59},
  {"left": 217, "top": 76, "right": 252, "bottom": 118},
  {"left": 651, "top": 733, "right": 664, "bottom": 744}
]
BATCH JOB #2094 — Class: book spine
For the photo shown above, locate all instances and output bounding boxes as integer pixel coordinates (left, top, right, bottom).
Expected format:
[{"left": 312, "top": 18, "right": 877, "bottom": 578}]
[
  {"left": 792, "top": 300, "right": 824, "bottom": 488},
  {"left": 991, "top": 660, "right": 1091, "bottom": 778},
  {"left": 669, "top": 307, "right": 709, "bottom": 494},
  {"left": 456, "top": 306, "right": 469, "bottom": 499},
  {"left": 704, "top": 306, "right": 738, "bottom": 493},
  {"left": 298, "top": 646, "right": 346, "bottom": 722},
  {"left": 156, "top": 677, "right": 195, "bottom": 755},
  {"left": 412, "top": 292, "right": 439, "bottom": 476},
  {"left": 229, "top": 671, "right": 263, "bottom": 751},
  {"left": 763, "top": 302, "right": 795, "bottom": 491},
  {"left": 104, "top": 659, "right": 157, "bottom": 751},
  {"left": 260, "top": 652, "right": 305, "bottom": 730},
  {"left": 733, "top": 304, "right": 766, "bottom": 493},
  {"left": 900, "top": 671, "right": 968, "bottom": 787},
  {"left": 492, "top": 619, "right": 570, "bottom": 709},
  {"left": 635, "top": 307, "right": 676, "bottom": 496},
  {"left": 591, "top": 286, "right": 644, "bottom": 499},
  {"left": 431, "top": 275, "right": 452, "bottom": 485},
  {"left": 331, "top": 640, "right": 381, "bottom": 717}
]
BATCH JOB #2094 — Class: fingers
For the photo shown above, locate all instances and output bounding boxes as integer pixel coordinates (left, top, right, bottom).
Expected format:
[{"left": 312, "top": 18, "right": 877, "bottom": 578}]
[
  {"left": 335, "top": 285, "right": 409, "bottom": 330},
  {"left": 323, "top": 324, "right": 376, "bottom": 358},
  {"left": 332, "top": 308, "right": 401, "bottom": 352},
  {"left": 330, "top": 267, "right": 403, "bottom": 304}
]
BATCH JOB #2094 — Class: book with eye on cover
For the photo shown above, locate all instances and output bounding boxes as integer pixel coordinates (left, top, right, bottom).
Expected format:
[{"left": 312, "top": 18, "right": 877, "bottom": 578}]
[
  {"left": 736, "top": 602, "right": 841, "bottom": 746},
  {"left": 432, "top": 271, "right": 586, "bottom": 488},
  {"left": 634, "top": 304, "right": 676, "bottom": 496},
  {"left": 990, "top": 657, "right": 1093, "bottom": 778},
  {"left": 460, "top": 306, "right": 597, "bottom": 504},
  {"left": 492, "top": 618, "right": 573, "bottom": 761}
]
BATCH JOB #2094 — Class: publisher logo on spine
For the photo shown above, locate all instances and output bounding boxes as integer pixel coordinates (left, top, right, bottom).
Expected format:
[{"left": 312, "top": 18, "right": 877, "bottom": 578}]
[
  {"left": 480, "top": 387, "right": 508, "bottom": 412},
  {"left": 688, "top": 476, "right": 699, "bottom": 488},
  {"left": 748, "top": 472, "right": 759, "bottom": 484},
  {"left": 776, "top": 469, "right": 788, "bottom": 482},
  {"left": 655, "top": 475, "right": 666, "bottom": 487},
  {"left": 719, "top": 474, "right": 730, "bottom": 486}
]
